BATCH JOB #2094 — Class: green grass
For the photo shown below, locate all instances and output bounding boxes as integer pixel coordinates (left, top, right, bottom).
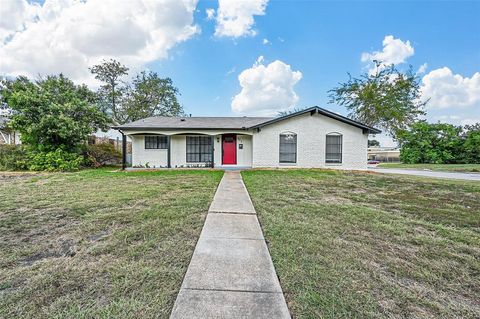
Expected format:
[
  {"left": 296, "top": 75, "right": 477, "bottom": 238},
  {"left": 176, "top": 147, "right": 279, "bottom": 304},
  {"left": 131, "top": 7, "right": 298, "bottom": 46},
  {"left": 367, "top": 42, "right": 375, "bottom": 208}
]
[
  {"left": 0, "top": 168, "right": 223, "bottom": 318},
  {"left": 242, "top": 169, "right": 480, "bottom": 319},
  {"left": 378, "top": 163, "right": 480, "bottom": 172}
]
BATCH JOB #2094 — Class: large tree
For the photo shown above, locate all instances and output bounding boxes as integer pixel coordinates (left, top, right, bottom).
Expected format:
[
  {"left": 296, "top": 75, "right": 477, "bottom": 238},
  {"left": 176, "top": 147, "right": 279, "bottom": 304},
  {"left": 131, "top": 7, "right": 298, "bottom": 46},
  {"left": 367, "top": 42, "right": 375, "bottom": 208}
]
[
  {"left": 90, "top": 59, "right": 129, "bottom": 123},
  {"left": 90, "top": 60, "right": 183, "bottom": 124},
  {"left": 122, "top": 71, "right": 184, "bottom": 123},
  {"left": 329, "top": 62, "right": 427, "bottom": 138},
  {"left": 0, "top": 75, "right": 109, "bottom": 152}
]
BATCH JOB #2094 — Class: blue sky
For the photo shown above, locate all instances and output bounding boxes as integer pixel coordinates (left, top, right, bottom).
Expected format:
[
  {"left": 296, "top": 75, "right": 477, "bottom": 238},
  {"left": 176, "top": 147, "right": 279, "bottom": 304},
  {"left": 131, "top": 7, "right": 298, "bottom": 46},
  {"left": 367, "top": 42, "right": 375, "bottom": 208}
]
[
  {"left": 1, "top": 0, "right": 479, "bottom": 145},
  {"left": 158, "top": 1, "right": 480, "bottom": 117}
]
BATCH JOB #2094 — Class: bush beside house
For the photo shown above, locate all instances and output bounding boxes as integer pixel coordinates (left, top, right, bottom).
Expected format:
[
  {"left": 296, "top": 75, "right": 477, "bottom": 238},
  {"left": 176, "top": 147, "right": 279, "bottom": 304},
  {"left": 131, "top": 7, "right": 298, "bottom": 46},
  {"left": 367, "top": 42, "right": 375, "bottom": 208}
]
[
  {"left": 84, "top": 143, "right": 122, "bottom": 168},
  {"left": 0, "top": 59, "right": 182, "bottom": 172},
  {"left": 0, "top": 145, "right": 28, "bottom": 170},
  {"left": 0, "top": 75, "right": 110, "bottom": 171}
]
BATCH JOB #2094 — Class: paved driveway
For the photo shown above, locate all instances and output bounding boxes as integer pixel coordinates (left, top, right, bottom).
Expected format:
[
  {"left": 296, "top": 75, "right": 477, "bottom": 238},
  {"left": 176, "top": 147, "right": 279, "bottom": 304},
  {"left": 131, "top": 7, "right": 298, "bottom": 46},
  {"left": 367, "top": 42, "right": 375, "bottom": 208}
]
[{"left": 369, "top": 167, "right": 480, "bottom": 181}]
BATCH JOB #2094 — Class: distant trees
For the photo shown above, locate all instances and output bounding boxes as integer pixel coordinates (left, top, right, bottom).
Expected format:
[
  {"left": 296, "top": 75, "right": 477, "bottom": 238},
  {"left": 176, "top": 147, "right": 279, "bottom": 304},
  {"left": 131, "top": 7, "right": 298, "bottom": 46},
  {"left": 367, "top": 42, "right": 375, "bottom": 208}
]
[
  {"left": 90, "top": 60, "right": 184, "bottom": 124},
  {"left": 276, "top": 107, "right": 308, "bottom": 117},
  {"left": 462, "top": 123, "right": 480, "bottom": 163},
  {"left": 368, "top": 139, "right": 380, "bottom": 147},
  {"left": 397, "top": 121, "right": 480, "bottom": 164},
  {"left": 90, "top": 59, "right": 129, "bottom": 122},
  {"left": 329, "top": 61, "right": 427, "bottom": 140},
  {"left": 121, "top": 71, "right": 183, "bottom": 123}
]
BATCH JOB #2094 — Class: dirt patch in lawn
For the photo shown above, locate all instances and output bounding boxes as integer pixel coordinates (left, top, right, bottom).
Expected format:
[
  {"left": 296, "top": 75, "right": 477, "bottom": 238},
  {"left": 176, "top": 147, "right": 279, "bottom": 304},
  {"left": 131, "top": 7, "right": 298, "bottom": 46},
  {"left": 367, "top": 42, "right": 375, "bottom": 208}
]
[
  {"left": 242, "top": 169, "right": 480, "bottom": 319},
  {"left": 0, "top": 169, "right": 223, "bottom": 319}
]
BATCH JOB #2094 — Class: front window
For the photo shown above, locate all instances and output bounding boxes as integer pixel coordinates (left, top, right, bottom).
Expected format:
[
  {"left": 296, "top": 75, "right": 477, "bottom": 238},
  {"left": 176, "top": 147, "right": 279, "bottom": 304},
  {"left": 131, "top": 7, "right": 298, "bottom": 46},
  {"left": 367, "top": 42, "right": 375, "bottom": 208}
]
[
  {"left": 326, "top": 134, "right": 342, "bottom": 163},
  {"left": 186, "top": 136, "right": 213, "bottom": 163},
  {"left": 145, "top": 135, "right": 168, "bottom": 149},
  {"left": 279, "top": 133, "right": 297, "bottom": 163}
]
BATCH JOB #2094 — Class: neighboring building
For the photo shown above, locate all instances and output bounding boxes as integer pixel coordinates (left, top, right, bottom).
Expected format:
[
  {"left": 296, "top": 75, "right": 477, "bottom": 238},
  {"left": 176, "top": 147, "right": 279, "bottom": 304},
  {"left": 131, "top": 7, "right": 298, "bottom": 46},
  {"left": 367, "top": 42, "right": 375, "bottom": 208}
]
[
  {"left": 113, "top": 106, "right": 381, "bottom": 170},
  {"left": 89, "top": 129, "right": 130, "bottom": 151},
  {"left": 0, "top": 116, "right": 20, "bottom": 145},
  {"left": 89, "top": 129, "right": 132, "bottom": 164},
  {"left": 368, "top": 147, "right": 401, "bottom": 162}
]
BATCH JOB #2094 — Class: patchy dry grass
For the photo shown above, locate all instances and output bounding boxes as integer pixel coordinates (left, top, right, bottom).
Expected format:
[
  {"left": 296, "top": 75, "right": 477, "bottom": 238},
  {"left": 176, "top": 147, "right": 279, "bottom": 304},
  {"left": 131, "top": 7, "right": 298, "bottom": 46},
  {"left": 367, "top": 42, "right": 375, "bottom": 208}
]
[
  {"left": 378, "top": 163, "right": 480, "bottom": 173},
  {"left": 0, "top": 168, "right": 223, "bottom": 318},
  {"left": 242, "top": 169, "right": 480, "bottom": 319}
]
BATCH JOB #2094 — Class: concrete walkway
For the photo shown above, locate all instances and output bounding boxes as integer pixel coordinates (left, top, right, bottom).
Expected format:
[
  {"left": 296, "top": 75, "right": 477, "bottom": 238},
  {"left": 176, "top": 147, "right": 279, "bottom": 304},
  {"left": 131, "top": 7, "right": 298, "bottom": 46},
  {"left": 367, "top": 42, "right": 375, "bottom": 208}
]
[
  {"left": 369, "top": 167, "right": 480, "bottom": 181},
  {"left": 171, "top": 171, "right": 290, "bottom": 319}
]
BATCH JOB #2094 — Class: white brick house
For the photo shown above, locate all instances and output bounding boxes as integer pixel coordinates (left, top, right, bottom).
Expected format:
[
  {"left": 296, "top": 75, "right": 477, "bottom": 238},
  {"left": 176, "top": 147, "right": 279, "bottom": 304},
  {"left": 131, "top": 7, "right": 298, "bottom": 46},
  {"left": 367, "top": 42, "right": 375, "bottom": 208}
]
[
  {"left": 0, "top": 116, "right": 21, "bottom": 145},
  {"left": 114, "top": 107, "right": 381, "bottom": 170}
]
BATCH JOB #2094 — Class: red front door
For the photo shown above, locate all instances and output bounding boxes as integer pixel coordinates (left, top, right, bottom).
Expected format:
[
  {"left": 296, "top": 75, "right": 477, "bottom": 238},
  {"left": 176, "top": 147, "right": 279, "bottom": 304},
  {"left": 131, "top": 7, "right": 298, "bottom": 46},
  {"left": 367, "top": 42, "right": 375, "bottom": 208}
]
[{"left": 222, "top": 134, "right": 237, "bottom": 165}]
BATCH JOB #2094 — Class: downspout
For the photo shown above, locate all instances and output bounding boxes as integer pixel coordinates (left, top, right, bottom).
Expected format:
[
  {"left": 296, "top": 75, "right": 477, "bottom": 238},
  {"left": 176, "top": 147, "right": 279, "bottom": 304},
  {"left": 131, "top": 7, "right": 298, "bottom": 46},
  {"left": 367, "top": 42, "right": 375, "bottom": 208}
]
[
  {"left": 211, "top": 135, "right": 215, "bottom": 168},
  {"left": 167, "top": 136, "right": 171, "bottom": 168},
  {"left": 120, "top": 130, "right": 127, "bottom": 170}
]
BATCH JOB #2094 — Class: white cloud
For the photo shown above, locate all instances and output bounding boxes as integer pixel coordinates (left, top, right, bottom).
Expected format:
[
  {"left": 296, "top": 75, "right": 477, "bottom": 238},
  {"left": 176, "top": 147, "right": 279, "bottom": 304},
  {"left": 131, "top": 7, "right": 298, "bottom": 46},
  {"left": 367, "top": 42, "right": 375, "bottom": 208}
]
[
  {"left": 434, "top": 115, "right": 461, "bottom": 121},
  {"left": 371, "top": 133, "right": 398, "bottom": 148},
  {"left": 460, "top": 118, "right": 480, "bottom": 126},
  {"left": 231, "top": 56, "right": 302, "bottom": 116},
  {"left": 0, "top": 0, "right": 199, "bottom": 85},
  {"left": 361, "top": 35, "right": 414, "bottom": 73},
  {"left": 262, "top": 38, "right": 270, "bottom": 45},
  {"left": 206, "top": 8, "right": 215, "bottom": 20},
  {"left": 417, "top": 63, "right": 428, "bottom": 74},
  {"left": 226, "top": 66, "right": 236, "bottom": 76},
  {"left": 0, "top": 0, "right": 40, "bottom": 42},
  {"left": 421, "top": 67, "right": 480, "bottom": 109},
  {"left": 213, "top": 0, "right": 268, "bottom": 38}
]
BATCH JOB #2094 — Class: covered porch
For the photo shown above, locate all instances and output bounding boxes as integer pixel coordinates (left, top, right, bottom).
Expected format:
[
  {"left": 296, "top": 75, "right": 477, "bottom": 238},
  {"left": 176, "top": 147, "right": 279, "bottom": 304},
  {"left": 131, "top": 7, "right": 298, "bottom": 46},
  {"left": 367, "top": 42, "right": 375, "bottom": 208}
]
[{"left": 120, "top": 130, "right": 253, "bottom": 169}]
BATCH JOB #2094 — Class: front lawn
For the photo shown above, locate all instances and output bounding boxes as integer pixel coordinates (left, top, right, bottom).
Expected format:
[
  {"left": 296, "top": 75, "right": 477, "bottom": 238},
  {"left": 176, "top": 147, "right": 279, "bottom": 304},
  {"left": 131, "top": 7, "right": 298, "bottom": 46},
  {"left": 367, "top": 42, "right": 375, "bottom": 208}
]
[
  {"left": 0, "top": 168, "right": 223, "bottom": 318},
  {"left": 242, "top": 169, "right": 480, "bottom": 318},
  {"left": 378, "top": 163, "right": 480, "bottom": 172}
]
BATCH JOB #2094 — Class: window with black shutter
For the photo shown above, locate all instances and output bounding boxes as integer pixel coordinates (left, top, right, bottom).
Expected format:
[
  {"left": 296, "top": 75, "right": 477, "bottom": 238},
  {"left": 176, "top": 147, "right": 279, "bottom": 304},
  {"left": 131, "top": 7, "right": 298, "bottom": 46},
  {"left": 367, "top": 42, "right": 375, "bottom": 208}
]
[
  {"left": 326, "top": 134, "right": 342, "bottom": 163},
  {"left": 145, "top": 136, "right": 168, "bottom": 149},
  {"left": 186, "top": 136, "right": 213, "bottom": 163},
  {"left": 279, "top": 133, "right": 297, "bottom": 163}
]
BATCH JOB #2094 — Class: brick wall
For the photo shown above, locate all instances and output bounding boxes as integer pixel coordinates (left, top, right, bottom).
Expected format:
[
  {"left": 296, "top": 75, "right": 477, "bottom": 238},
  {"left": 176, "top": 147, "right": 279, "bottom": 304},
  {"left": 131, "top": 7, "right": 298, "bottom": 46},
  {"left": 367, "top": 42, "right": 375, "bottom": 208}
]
[{"left": 252, "top": 112, "right": 369, "bottom": 170}]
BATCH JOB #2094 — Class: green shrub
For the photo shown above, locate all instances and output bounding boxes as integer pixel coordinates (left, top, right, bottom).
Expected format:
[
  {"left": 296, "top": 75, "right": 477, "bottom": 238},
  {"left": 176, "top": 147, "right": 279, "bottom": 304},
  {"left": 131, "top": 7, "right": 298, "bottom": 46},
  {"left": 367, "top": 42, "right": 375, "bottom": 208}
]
[
  {"left": 398, "top": 121, "right": 463, "bottom": 164},
  {"left": 0, "top": 144, "right": 28, "bottom": 170},
  {"left": 398, "top": 121, "right": 480, "bottom": 164},
  {"left": 462, "top": 124, "right": 480, "bottom": 164},
  {"left": 28, "top": 149, "right": 84, "bottom": 171},
  {"left": 84, "top": 143, "right": 122, "bottom": 167}
]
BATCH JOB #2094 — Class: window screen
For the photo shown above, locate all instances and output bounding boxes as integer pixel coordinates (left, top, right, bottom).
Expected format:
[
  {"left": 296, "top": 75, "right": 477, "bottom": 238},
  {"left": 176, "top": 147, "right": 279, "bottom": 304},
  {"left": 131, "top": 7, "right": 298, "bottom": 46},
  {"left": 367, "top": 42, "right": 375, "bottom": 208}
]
[
  {"left": 145, "top": 136, "right": 168, "bottom": 149},
  {"left": 186, "top": 136, "right": 213, "bottom": 163},
  {"left": 326, "top": 134, "right": 342, "bottom": 163},
  {"left": 279, "top": 133, "right": 297, "bottom": 163}
]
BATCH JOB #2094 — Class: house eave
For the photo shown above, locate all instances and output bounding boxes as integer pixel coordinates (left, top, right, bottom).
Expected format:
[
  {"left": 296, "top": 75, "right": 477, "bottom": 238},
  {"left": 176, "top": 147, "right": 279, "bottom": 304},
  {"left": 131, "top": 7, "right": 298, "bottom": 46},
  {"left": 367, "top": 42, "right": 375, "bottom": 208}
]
[
  {"left": 249, "top": 106, "right": 382, "bottom": 134},
  {"left": 112, "top": 126, "right": 253, "bottom": 131}
]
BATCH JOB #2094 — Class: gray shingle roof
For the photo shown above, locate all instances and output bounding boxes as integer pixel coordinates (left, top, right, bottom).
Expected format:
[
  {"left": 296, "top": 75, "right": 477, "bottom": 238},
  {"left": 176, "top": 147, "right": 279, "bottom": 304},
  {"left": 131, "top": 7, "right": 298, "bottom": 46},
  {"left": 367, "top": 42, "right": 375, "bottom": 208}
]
[
  {"left": 113, "top": 107, "right": 381, "bottom": 134},
  {"left": 114, "top": 116, "right": 274, "bottom": 130},
  {"left": 250, "top": 107, "right": 382, "bottom": 134}
]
